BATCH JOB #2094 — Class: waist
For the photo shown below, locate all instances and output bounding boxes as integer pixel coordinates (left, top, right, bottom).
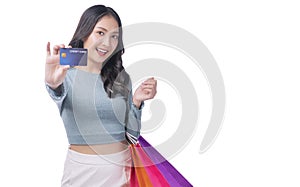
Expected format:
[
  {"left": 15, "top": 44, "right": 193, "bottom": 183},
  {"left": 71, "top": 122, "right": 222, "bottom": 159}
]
[
  {"left": 67, "top": 146, "right": 131, "bottom": 166},
  {"left": 70, "top": 140, "right": 129, "bottom": 155}
]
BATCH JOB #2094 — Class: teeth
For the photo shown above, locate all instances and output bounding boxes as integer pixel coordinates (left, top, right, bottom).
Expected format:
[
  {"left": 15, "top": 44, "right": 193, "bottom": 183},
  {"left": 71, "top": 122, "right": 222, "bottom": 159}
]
[{"left": 97, "top": 48, "right": 108, "bottom": 53}]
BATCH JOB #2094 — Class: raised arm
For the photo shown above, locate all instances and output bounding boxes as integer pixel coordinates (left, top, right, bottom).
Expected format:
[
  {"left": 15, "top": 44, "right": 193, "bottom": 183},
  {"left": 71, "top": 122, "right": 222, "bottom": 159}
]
[
  {"left": 126, "top": 77, "right": 157, "bottom": 142},
  {"left": 45, "top": 42, "right": 70, "bottom": 89},
  {"left": 45, "top": 42, "right": 70, "bottom": 113}
]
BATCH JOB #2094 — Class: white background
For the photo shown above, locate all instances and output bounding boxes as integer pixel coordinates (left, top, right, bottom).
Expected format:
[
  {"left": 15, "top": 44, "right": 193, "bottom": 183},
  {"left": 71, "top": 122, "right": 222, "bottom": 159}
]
[{"left": 1, "top": 0, "right": 300, "bottom": 186}]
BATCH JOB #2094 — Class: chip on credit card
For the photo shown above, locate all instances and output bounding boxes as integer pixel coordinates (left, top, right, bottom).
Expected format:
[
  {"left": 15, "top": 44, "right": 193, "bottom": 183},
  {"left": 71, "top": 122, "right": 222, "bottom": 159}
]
[{"left": 60, "top": 48, "right": 87, "bottom": 66}]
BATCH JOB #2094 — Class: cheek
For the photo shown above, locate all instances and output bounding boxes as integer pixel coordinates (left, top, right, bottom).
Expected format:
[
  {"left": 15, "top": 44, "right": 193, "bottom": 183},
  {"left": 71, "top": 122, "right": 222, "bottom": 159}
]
[
  {"left": 112, "top": 42, "right": 118, "bottom": 50},
  {"left": 111, "top": 40, "right": 119, "bottom": 51},
  {"left": 84, "top": 35, "right": 99, "bottom": 48}
]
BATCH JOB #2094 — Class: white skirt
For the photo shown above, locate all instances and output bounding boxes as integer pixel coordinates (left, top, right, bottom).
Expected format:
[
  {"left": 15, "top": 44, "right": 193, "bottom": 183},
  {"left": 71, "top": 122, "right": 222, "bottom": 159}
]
[{"left": 61, "top": 147, "right": 132, "bottom": 187}]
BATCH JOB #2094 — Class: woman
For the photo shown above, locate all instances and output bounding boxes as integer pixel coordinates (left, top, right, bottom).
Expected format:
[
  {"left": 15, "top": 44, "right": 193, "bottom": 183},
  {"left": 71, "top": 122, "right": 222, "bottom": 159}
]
[{"left": 45, "top": 5, "right": 157, "bottom": 186}]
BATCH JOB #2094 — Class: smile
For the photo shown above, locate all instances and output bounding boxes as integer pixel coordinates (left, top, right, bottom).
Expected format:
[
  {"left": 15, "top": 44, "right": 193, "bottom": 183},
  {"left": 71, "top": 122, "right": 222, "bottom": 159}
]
[{"left": 96, "top": 48, "right": 108, "bottom": 56}]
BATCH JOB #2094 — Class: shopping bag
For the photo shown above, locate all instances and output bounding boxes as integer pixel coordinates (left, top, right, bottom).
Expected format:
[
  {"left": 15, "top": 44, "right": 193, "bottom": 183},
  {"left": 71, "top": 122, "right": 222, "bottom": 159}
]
[
  {"left": 130, "top": 143, "right": 170, "bottom": 187},
  {"left": 128, "top": 134, "right": 193, "bottom": 187},
  {"left": 138, "top": 136, "right": 193, "bottom": 187}
]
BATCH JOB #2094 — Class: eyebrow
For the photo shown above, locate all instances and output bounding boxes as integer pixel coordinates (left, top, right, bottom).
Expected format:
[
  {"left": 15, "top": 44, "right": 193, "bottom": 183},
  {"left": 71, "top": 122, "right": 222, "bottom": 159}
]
[{"left": 96, "top": 26, "right": 119, "bottom": 34}]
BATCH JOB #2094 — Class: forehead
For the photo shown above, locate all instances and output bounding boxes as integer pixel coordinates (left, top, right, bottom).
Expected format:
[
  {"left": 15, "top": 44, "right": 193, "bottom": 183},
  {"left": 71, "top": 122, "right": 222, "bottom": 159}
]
[{"left": 94, "top": 15, "right": 119, "bottom": 32}]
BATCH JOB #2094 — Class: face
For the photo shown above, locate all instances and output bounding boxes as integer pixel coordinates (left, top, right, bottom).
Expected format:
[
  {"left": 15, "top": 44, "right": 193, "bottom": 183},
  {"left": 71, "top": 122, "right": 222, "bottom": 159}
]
[{"left": 84, "top": 15, "right": 120, "bottom": 65}]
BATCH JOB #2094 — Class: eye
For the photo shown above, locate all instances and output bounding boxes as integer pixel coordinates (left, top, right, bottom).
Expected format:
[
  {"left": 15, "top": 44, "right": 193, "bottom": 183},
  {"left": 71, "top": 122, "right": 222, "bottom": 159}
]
[
  {"left": 98, "top": 31, "right": 105, "bottom": 36},
  {"left": 112, "top": 35, "right": 119, "bottom": 40}
]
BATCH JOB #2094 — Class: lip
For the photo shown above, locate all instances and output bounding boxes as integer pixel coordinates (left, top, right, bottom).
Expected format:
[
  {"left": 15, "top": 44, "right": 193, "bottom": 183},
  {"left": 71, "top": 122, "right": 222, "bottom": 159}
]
[{"left": 96, "top": 48, "right": 109, "bottom": 56}]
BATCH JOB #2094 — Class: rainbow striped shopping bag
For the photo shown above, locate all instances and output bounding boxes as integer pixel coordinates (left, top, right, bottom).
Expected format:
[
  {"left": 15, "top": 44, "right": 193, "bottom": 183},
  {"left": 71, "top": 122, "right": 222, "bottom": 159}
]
[{"left": 129, "top": 135, "right": 193, "bottom": 187}]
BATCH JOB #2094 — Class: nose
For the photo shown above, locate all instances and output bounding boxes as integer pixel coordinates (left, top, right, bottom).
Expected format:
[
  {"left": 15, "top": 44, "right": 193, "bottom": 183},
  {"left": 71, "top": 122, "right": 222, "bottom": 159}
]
[{"left": 102, "top": 35, "right": 111, "bottom": 47}]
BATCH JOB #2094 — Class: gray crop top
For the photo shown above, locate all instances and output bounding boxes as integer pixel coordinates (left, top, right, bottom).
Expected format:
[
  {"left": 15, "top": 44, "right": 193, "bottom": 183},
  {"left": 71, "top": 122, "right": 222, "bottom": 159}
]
[{"left": 46, "top": 68, "right": 143, "bottom": 145}]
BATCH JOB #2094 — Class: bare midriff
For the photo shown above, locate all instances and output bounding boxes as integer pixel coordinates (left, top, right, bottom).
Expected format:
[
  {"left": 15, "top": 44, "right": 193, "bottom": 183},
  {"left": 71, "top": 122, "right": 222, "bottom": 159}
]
[{"left": 69, "top": 140, "right": 129, "bottom": 155}]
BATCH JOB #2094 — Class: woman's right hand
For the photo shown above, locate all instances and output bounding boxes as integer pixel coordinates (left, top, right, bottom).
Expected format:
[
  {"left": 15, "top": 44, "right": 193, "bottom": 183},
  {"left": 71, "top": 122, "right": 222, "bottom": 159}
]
[{"left": 45, "top": 42, "right": 70, "bottom": 89}]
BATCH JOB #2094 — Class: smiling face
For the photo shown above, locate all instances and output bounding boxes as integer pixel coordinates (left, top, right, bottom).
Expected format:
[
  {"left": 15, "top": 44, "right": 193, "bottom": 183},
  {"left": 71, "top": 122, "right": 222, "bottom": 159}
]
[{"left": 84, "top": 15, "right": 120, "bottom": 65}]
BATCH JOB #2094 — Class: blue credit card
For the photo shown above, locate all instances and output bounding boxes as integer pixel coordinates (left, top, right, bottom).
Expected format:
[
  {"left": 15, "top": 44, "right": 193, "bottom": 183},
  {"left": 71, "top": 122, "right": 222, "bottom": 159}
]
[{"left": 60, "top": 48, "right": 87, "bottom": 66}]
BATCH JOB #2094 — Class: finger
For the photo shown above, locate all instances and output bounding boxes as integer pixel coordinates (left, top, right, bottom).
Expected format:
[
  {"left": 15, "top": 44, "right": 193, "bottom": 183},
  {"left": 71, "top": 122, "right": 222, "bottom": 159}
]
[
  {"left": 141, "top": 84, "right": 155, "bottom": 89},
  {"left": 144, "top": 77, "right": 155, "bottom": 81},
  {"left": 142, "top": 82, "right": 157, "bottom": 89},
  {"left": 60, "top": 44, "right": 66, "bottom": 48},
  {"left": 142, "top": 88, "right": 156, "bottom": 95},
  {"left": 148, "top": 77, "right": 156, "bottom": 82},
  {"left": 53, "top": 44, "right": 66, "bottom": 55},
  {"left": 143, "top": 77, "right": 157, "bottom": 84},
  {"left": 46, "top": 42, "right": 51, "bottom": 57},
  {"left": 61, "top": 65, "right": 70, "bottom": 71},
  {"left": 58, "top": 65, "right": 70, "bottom": 77},
  {"left": 53, "top": 45, "right": 60, "bottom": 55},
  {"left": 143, "top": 79, "right": 156, "bottom": 84},
  {"left": 46, "top": 55, "right": 59, "bottom": 65}
]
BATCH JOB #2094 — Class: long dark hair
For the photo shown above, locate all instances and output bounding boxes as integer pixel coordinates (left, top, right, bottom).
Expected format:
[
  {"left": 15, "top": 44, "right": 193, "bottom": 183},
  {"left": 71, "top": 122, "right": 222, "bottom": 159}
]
[{"left": 69, "top": 5, "right": 130, "bottom": 98}]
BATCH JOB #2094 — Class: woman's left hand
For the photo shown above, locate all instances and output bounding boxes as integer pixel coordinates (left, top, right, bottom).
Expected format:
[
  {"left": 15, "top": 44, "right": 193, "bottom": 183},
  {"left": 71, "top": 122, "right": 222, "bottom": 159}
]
[{"left": 132, "top": 77, "right": 157, "bottom": 108}]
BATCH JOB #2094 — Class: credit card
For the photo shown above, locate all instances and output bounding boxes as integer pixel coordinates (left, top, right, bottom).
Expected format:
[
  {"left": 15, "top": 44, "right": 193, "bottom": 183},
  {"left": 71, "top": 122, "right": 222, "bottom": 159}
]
[{"left": 60, "top": 48, "right": 88, "bottom": 66}]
